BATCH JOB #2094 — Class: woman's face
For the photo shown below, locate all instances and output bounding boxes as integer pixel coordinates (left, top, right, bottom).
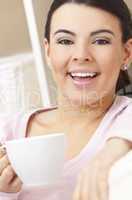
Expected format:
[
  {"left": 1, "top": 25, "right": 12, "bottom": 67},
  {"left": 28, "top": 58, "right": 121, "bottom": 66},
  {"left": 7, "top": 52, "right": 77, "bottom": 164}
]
[{"left": 44, "top": 3, "right": 131, "bottom": 105}]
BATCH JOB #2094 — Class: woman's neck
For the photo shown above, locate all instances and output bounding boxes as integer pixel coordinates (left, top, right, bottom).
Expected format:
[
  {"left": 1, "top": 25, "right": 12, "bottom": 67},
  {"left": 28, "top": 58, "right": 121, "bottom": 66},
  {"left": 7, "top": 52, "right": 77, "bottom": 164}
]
[{"left": 56, "top": 93, "right": 116, "bottom": 126}]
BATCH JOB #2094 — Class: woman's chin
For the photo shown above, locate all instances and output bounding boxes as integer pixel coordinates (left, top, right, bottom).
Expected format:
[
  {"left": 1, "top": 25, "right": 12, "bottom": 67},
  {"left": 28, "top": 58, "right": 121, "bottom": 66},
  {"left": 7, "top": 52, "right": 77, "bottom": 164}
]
[{"left": 66, "top": 94, "right": 101, "bottom": 108}]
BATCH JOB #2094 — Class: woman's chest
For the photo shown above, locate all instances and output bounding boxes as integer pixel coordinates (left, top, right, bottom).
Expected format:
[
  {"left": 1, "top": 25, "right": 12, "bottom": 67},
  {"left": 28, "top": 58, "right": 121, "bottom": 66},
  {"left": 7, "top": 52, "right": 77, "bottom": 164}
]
[{"left": 26, "top": 116, "right": 99, "bottom": 160}]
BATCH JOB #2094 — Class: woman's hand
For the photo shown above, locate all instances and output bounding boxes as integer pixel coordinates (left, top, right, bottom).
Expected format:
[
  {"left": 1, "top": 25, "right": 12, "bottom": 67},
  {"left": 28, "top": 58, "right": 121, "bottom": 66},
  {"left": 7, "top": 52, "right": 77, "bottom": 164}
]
[
  {"left": 72, "top": 138, "right": 132, "bottom": 200},
  {"left": 0, "top": 145, "right": 22, "bottom": 193}
]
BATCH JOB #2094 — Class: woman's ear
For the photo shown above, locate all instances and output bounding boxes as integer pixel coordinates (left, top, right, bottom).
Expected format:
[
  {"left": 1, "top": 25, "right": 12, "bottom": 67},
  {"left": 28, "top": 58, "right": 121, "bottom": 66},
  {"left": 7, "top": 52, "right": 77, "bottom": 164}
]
[
  {"left": 43, "top": 38, "right": 52, "bottom": 68},
  {"left": 123, "top": 38, "right": 132, "bottom": 65}
]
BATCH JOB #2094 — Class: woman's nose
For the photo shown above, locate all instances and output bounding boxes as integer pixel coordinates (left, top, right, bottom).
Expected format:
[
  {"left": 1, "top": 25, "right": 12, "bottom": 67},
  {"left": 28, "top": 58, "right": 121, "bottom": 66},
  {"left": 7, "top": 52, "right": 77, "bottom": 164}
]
[
  {"left": 72, "top": 44, "right": 93, "bottom": 63},
  {"left": 73, "top": 57, "right": 90, "bottom": 62}
]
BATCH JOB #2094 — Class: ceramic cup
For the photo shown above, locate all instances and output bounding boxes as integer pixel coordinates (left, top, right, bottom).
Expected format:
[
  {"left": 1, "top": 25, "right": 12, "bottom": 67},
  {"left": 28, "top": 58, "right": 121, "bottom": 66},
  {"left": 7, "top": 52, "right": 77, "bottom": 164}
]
[{"left": 5, "top": 133, "right": 66, "bottom": 187}]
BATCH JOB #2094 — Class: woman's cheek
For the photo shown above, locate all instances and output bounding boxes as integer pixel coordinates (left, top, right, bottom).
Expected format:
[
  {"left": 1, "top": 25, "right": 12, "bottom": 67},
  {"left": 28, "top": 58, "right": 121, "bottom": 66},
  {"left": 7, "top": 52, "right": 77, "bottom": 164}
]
[{"left": 50, "top": 52, "right": 70, "bottom": 73}]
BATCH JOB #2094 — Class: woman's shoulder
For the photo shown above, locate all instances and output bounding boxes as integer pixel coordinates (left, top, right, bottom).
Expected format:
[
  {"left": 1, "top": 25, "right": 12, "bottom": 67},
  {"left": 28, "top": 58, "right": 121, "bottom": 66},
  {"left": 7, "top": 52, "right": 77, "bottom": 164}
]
[
  {"left": 117, "top": 95, "right": 132, "bottom": 112},
  {"left": 0, "top": 111, "right": 26, "bottom": 142},
  {"left": 111, "top": 95, "right": 132, "bottom": 115},
  {"left": 0, "top": 106, "right": 58, "bottom": 142},
  {"left": 107, "top": 96, "right": 132, "bottom": 141},
  {"left": 119, "top": 95, "right": 132, "bottom": 103}
]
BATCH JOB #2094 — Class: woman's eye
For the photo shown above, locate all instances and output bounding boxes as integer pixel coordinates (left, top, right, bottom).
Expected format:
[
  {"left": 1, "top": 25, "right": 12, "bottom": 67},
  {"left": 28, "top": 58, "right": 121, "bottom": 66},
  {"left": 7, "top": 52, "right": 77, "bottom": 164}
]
[
  {"left": 93, "top": 39, "right": 111, "bottom": 45},
  {"left": 57, "top": 39, "right": 73, "bottom": 45}
]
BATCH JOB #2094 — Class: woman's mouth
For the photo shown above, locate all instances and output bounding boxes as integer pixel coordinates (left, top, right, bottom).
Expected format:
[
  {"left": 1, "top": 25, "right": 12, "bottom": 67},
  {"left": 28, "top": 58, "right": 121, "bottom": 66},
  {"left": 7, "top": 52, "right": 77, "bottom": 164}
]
[{"left": 68, "top": 71, "right": 100, "bottom": 88}]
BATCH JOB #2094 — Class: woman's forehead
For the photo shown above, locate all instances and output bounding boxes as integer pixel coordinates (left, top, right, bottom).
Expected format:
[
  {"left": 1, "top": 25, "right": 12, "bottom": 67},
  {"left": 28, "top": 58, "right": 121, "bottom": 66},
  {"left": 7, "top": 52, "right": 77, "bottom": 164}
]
[{"left": 50, "top": 3, "right": 122, "bottom": 36}]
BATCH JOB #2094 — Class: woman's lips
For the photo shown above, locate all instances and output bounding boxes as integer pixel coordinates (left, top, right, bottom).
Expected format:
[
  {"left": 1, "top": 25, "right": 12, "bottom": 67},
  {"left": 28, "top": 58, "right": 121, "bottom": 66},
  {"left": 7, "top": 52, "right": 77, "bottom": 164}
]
[{"left": 68, "top": 73, "right": 99, "bottom": 89}]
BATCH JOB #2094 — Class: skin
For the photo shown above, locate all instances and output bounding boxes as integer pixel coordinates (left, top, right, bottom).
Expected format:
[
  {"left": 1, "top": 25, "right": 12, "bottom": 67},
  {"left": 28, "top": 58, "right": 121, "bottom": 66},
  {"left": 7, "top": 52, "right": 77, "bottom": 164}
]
[
  {"left": 0, "top": 3, "right": 132, "bottom": 198},
  {"left": 45, "top": 3, "right": 132, "bottom": 108},
  {"left": 0, "top": 146, "right": 22, "bottom": 193}
]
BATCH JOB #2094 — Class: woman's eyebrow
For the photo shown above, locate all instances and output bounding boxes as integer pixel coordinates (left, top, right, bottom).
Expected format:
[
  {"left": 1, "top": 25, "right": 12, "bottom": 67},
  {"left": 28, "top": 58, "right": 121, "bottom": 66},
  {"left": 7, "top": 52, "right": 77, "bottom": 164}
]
[
  {"left": 53, "top": 28, "right": 115, "bottom": 37},
  {"left": 54, "top": 29, "right": 75, "bottom": 36},
  {"left": 90, "top": 29, "right": 115, "bottom": 37}
]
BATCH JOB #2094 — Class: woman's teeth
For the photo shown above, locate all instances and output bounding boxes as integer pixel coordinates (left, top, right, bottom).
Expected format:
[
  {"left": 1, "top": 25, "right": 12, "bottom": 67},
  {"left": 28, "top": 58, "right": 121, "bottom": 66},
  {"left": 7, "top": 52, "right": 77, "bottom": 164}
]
[
  {"left": 70, "top": 72, "right": 98, "bottom": 78},
  {"left": 68, "top": 71, "right": 100, "bottom": 88}
]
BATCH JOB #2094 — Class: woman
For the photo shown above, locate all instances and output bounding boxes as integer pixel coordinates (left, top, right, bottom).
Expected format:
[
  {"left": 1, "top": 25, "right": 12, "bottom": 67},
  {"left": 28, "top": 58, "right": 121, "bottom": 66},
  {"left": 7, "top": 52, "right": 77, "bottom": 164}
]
[{"left": 0, "top": 0, "right": 132, "bottom": 199}]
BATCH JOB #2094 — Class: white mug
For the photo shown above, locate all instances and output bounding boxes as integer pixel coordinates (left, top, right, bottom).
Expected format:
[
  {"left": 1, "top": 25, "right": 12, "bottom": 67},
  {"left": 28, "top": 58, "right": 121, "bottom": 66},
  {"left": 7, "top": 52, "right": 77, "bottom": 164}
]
[{"left": 5, "top": 133, "right": 66, "bottom": 187}]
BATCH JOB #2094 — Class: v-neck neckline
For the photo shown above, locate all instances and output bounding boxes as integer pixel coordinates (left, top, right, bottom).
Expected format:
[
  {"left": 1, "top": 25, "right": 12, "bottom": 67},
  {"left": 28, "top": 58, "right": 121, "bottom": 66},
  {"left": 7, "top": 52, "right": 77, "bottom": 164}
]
[{"left": 21, "top": 96, "right": 129, "bottom": 174}]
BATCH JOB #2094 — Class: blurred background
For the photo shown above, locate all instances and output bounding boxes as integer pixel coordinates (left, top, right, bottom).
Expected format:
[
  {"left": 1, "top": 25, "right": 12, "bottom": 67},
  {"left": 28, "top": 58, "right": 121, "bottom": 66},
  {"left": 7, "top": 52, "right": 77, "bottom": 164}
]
[{"left": 0, "top": 0, "right": 132, "bottom": 113}]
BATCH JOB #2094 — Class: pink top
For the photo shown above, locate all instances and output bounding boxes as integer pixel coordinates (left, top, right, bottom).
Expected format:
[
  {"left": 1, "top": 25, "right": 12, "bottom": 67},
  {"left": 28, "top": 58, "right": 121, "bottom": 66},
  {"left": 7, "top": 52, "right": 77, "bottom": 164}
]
[{"left": 0, "top": 95, "right": 132, "bottom": 200}]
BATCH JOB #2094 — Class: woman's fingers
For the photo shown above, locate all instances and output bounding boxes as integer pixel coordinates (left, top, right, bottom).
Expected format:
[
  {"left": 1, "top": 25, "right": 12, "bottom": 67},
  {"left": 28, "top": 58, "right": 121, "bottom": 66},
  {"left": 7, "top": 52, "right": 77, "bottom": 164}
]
[
  {"left": 72, "top": 162, "right": 110, "bottom": 200},
  {"left": 88, "top": 167, "right": 98, "bottom": 200},
  {"left": 0, "top": 164, "right": 22, "bottom": 193},
  {"left": 0, "top": 146, "right": 6, "bottom": 158},
  {"left": 1, "top": 165, "right": 16, "bottom": 184},
  {"left": 0, "top": 155, "right": 10, "bottom": 174},
  {"left": 96, "top": 169, "right": 109, "bottom": 200},
  {"left": 72, "top": 174, "right": 82, "bottom": 200},
  {"left": 0, "top": 147, "right": 22, "bottom": 193},
  {"left": 80, "top": 170, "right": 90, "bottom": 200},
  {"left": 72, "top": 139, "right": 131, "bottom": 200},
  {"left": 9, "top": 176, "right": 22, "bottom": 193},
  {"left": 73, "top": 168, "right": 91, "bottom": 200},
  {"left": 0, "top": 165, "right": 14, "bottom": 192},
  {"left": 79, "top": 167, "right": 99, "bottom": 200},
  {"left": 0, "top": 165, "right": 15, "bottom": 192}
]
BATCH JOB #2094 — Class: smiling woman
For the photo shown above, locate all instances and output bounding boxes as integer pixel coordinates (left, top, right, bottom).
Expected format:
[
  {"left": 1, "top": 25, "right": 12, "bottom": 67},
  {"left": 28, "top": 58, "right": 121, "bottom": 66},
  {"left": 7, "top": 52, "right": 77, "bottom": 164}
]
[
  {"left": 0, "top": 0, "right": 132, "bottom": 200},
  {"left": 44, "top": 1, "right": 132, "bottom": 107},
  {"left": 45, "top": 0, "right": 132, "bottom": 93}
]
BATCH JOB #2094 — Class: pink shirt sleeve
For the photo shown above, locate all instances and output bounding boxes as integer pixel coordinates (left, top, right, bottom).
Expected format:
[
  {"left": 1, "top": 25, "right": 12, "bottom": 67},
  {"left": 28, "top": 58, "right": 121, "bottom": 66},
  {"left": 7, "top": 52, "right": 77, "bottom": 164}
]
[
  {"left": 0, "top": 192, "right": 20, "bottom": 200},
  {"left": 107, "top": 102, "right": 132, "bottom": 141},
  {"left": 0, "top": 111, "right": 29, "bottom": 143},
  {"left": 0, "top": 113, "right": 19, "bottom": 143}
]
